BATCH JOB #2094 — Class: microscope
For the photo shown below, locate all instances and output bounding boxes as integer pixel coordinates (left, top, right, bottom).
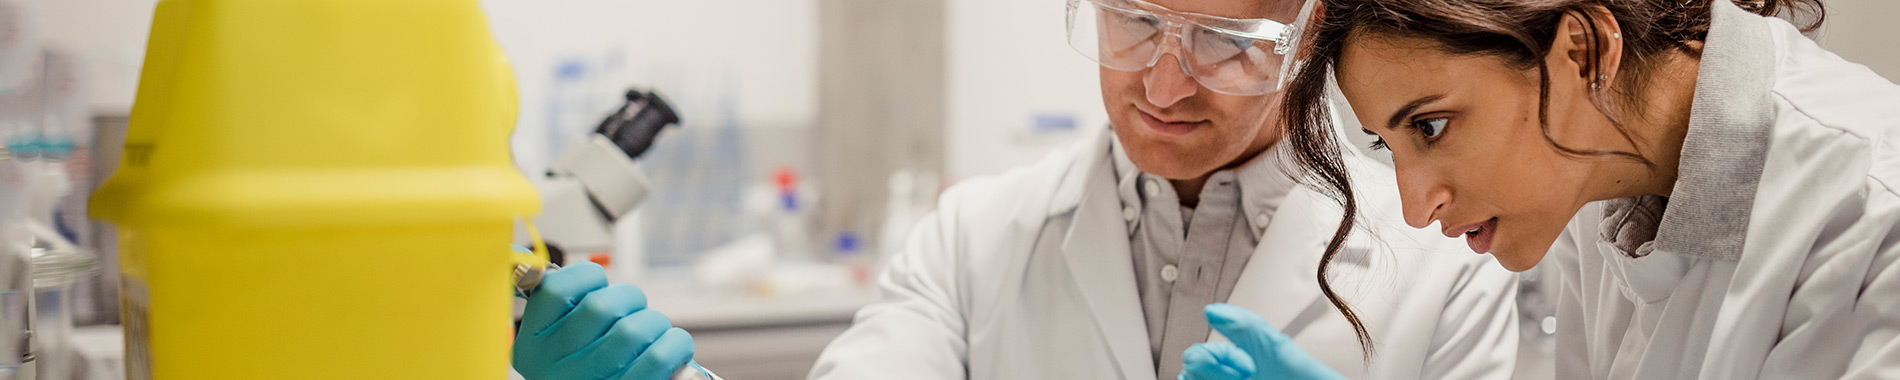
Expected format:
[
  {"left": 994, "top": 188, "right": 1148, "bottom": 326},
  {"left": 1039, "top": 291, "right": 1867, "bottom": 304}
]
[
  {"left": 516, "top": 89, "right": 718, "bottom": 380},
  {"left": 530, "top": 89, "right": 680, "bottom": 266}
]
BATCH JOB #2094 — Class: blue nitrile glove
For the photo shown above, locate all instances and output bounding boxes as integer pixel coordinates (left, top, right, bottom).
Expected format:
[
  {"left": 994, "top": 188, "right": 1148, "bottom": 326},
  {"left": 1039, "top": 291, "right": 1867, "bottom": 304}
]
[
  {"left": 514, "top": 261, "right": 701, "bottom": 380},
  {"left": 1178, "top": 303, "right": 1346, "bottom": 380}
]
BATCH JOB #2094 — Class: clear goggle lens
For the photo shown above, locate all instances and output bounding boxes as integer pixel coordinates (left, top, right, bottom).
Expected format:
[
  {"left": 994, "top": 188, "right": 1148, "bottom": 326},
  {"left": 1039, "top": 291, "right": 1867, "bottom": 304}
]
[{"left": 1066, "top": 0, "right": 1315, "bottom": 96}]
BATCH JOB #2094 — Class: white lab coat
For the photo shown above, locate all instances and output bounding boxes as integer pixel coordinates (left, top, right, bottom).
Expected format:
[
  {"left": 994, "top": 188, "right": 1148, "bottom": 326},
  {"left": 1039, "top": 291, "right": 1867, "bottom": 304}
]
[
  {"left": 807, "top": 128, "right": 1519, "bottom": 379},
  {"left": 1548, "top": 2, "right": 1900, "bottom": 379}
]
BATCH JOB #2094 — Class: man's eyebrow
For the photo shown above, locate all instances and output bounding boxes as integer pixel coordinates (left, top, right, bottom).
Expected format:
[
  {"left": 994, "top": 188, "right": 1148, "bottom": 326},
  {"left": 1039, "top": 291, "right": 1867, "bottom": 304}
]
[{"left": 1384, "top": 94, "right": 1445, "bottom": 130}]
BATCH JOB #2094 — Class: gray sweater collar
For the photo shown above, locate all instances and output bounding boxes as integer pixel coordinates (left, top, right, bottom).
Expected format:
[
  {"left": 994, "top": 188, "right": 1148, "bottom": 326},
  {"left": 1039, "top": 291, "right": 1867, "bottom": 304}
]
[{"left": 1652, "top": 0, "right": 1778, "bottom": 261}]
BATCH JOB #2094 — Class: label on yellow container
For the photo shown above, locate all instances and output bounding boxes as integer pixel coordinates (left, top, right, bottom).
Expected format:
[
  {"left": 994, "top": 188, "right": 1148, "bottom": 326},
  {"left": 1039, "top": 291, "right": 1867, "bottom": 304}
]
[
  {"left": 120, "top": 279, "right": 149, "bottom": 380},
  {"left": 118, "top": 228, "right": 149, "bottom": 380}
]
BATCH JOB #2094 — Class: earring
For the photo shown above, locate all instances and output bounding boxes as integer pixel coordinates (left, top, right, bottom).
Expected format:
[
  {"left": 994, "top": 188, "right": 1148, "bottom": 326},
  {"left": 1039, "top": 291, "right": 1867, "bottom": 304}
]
[{"left": 1612, "top": 33, "right": 1621, "bottom": 39}]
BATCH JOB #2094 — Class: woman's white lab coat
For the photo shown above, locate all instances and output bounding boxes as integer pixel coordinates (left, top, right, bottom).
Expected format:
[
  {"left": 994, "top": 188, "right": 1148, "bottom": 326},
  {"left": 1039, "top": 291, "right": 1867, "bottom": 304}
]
[
  {"left": 1548, "top": 1, "right": 1900, "bottom": 379},
  {"left": 806, "top": 129, "right": 1520, "bottom": 379}
]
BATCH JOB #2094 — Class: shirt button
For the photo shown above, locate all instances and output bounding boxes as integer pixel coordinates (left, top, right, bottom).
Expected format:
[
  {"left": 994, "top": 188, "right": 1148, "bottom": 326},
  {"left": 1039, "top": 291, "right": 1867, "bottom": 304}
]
[
  {"left": 1123, "top": 205, "right": 1139, "bottom": 221},
  {"left": 1161, "top": 264, "right": 1179, "bottom": 283},
  {"left": 1255, "top": 213, "right": 1269, "bottom": 227},
  {"left": 1143, "top": 179, "right": 1162, "bottom": 197}
]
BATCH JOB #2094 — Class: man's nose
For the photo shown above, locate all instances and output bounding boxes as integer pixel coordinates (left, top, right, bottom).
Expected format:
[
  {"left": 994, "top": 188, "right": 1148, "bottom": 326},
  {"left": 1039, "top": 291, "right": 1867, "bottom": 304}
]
[{"left": 1143, "top": 52, "right": 1198, "bottom": 108}]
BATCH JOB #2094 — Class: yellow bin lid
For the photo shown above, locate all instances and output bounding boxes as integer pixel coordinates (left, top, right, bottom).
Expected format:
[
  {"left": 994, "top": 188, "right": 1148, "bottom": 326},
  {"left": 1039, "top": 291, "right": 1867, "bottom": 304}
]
[{"left": 91, "top": 0, "right": 538, "bottom": 228}]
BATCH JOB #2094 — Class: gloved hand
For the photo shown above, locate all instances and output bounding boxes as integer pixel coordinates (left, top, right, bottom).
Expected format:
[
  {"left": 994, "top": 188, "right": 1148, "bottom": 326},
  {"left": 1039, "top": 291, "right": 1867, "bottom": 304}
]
[
  {"left": 1178, "top": 303, "right": 1346, "bottom": 380},
  {"left": 514, "top": 261, "right": 701, "bottom": 380}
]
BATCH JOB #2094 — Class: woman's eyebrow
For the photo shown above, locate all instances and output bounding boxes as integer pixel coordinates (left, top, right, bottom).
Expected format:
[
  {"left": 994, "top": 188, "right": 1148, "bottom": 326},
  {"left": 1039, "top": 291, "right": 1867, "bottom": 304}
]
[{"left": 1384, "top": 94, "right": 1445, "bottom": 130}]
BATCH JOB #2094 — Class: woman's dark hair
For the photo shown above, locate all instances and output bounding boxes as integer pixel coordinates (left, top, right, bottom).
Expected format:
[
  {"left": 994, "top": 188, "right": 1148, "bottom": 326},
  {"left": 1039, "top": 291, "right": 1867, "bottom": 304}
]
[{"left": 1279, "top": 0, "right": 1825, "bottom": 359}]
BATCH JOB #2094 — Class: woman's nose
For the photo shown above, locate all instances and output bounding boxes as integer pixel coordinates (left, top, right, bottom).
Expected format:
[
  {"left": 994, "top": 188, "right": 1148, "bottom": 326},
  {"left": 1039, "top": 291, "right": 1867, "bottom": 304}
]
[{"left": 1395, "top": 162, "right": 1451, "bottom": 229}]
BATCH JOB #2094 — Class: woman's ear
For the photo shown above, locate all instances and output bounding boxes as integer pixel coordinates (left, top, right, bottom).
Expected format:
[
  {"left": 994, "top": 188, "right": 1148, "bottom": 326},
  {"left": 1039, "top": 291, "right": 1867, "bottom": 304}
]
[
  {"left": 1546, "top": 6, "right": 1624, "bottom": 91},
  {"left": 1584, "top": 6, "right": 1624, "bottom": 90}
]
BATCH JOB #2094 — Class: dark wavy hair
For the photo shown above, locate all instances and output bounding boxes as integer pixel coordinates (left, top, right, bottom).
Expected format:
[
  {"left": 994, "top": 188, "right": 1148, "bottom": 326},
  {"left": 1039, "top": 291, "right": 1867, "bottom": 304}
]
[{"left": 1278, "top": 0, "right": 1826, "bottom": 359}]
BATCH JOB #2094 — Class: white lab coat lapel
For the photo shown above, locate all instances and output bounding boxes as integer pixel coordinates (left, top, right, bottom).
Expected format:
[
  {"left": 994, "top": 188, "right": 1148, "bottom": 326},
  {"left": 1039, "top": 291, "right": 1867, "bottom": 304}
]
[
  {"left": 1222, "top": 187, "right": 1333, "bottom": 339},
  {"left": 1214, "top": 103, "right": 1377, "bottom": 362},
  {"left": 1053, "top": 132, "right": 1155, "bottom": 380}
]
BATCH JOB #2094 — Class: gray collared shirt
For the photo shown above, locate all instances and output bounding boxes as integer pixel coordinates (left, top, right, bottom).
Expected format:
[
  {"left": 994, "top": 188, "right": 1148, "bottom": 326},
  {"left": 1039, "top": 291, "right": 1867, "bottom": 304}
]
[{"left": 1109, "top": 138, "right": 1297, "bottom": 378}]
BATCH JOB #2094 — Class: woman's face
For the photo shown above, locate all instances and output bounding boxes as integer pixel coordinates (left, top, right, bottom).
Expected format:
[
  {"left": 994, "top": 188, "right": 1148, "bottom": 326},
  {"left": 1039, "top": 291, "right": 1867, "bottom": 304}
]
[{"left": 1335, "top": 34, "right": 1608, "bottom": 272}]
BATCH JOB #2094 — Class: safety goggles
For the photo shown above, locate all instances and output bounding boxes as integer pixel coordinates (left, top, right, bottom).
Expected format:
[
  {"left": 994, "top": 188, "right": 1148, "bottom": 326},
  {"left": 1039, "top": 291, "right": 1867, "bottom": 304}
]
[{"left": 1065, "top": 0, "right": 1316, "bottom": 96}]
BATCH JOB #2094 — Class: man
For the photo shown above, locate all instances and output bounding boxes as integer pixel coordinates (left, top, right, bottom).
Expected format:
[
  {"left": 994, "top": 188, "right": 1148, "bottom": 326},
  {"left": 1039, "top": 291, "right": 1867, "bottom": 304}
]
[{"left": 511, "top": 0, "right": 1521, "bottom": 378}]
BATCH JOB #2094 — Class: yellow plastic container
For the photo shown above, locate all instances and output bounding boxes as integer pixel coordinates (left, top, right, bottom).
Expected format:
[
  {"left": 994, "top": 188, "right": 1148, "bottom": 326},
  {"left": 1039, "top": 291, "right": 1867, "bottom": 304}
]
[{"left": 88, "top": 0, "right": 537, "bottom": 379}]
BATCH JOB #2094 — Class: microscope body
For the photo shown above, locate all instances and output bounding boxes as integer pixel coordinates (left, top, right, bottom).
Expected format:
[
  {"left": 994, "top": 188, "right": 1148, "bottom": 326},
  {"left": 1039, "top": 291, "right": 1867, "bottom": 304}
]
[{"left": 529, "top": 90, "right": 679, "bottom": 263}]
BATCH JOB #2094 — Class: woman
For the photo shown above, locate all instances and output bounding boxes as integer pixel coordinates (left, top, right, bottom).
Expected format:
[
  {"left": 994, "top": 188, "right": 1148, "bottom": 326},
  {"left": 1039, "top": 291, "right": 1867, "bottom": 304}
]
[{"left": 1265, "top": 0, "right": 1898, "bottom": 378}]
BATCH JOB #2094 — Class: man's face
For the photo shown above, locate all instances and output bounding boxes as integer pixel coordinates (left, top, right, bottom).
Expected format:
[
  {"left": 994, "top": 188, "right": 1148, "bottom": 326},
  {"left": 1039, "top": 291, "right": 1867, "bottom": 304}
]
[{"left": 1099, "top": 0, "right": 1305, "bottom": 180}]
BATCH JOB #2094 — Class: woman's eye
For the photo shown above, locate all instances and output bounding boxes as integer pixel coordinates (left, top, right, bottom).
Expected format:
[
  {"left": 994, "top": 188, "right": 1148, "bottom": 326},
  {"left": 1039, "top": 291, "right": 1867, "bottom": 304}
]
[
  {"left": 1362, "top": 129, "right": 1387, "bottom": 151},
  {"left": 1413, "top": 117, "right": 1449, "bottom": 139}
]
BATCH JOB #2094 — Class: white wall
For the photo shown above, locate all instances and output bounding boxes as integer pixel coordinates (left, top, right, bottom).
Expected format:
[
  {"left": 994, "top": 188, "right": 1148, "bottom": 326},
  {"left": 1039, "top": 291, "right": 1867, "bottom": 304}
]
[
  {"left": 36, "top": 0, "right": 820, "bottom": 135},
  {"left": 1810, "top": 0, "right": 1900, "bottom": 81},
  {"left": 34, "top": 0, "right": 1900, "bottom": 122},
  {"left": 36, "top": 0, "right": 155, "bottom": 113},
  {"left": 944, "top": 0, "right": 1105, "bottom": 181}
]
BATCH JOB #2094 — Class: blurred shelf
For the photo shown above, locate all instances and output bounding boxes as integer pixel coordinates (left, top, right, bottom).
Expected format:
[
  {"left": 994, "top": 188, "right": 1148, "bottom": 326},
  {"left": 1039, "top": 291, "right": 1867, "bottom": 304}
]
[{"left": 638, "top": 279, "right": 879, "bottom": 331}]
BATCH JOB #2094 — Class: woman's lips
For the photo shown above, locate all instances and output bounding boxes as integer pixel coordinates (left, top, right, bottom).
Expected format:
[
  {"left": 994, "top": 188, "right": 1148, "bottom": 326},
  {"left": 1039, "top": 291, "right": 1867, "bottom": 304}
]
[
  {"left": 1462, "top": 218, "right": 1499, "bottom": 254},
  {"left": 1139, "top": 110, "right": 1204, "bottom": 136}
]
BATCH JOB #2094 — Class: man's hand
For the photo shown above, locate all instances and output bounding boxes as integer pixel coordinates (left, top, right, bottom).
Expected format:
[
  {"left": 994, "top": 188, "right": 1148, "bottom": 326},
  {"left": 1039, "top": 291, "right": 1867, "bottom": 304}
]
[
  {"left": 1178, "top": 303, "right": 1346, "bottom": 380},
  {"left": 514, "top": 261, "right": 698, "bottom": 380}
]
